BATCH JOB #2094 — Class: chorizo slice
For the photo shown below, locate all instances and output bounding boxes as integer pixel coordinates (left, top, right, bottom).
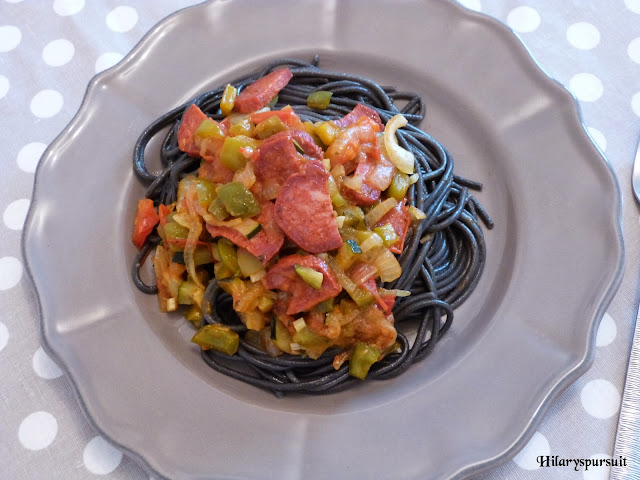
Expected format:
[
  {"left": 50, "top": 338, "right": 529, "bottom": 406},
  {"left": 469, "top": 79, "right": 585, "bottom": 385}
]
[
  {"left": 333, "top": 103, "right": 384, "bottom": 131},
  {"left": 234, "top": 68, "right": 293, "bottom": 113},
  {"left": 275, "top": 160, "right": 343, "bottom": 253},
  {"left": 206, "top": 202, "right": 284, "bottom": 264},
  {"left": 264, "top": 254, "right": 342, "bottom": 315}
]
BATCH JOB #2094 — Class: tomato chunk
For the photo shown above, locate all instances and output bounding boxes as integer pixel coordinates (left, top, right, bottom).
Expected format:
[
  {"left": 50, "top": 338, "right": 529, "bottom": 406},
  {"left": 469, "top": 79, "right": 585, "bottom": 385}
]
[{"left": 132, "top": 199, "right": 159, "bottom": 248}]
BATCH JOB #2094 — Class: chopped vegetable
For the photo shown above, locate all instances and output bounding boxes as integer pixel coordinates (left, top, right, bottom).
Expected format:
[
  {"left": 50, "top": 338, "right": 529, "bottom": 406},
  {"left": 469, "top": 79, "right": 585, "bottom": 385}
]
[
  {"left": 218, "top": 238, "right": 239, "bottom": 274},
  {"left": 255, "top": 115, "right": 289, "bottom": 139},
  {"left": 307, "top": 90, "right": 332, "bottom": 110},
  {"left": 132, "top": 199, "right": 159, "bottom": 248},
  {"left": 217, "top": 182, "right": 261, "bottom": 217},
  {"left": 191, "top": 324, "right": 239, "bottom": 355},
  {"left": 349, "top": 342, "right": 381, "bottom": 379},
  {"left": 220, "top": 84, "right": 237, "bottom": 116},
  {"left": 220, "top": 136, "right": 259, "bottom": 171},
  {"left": 314, "top": 121, "right": 339, "bottom": 146},
  {"left": 294, "top": 264, "right": 324, "bottom": 290},
  {"left": 184, "top": 304, "right": 203, "bottom": 327},
  {"left": 382, "top": 114, "right": 415, "bottom": 174},
  {"left": 237, "top": 248, "right": 264, "bottom": 277},
  {"left": 387, "top": 172, "right": 411, "bottom": 201},
  {"left": 365, "top": 197, "right": 398, "bottom": 227},
  {"left": 373, "top": 223, "right": 399, "bottom": 247},
  {"left": 194, "top": 117, "right": 225, "bottom": 140}
]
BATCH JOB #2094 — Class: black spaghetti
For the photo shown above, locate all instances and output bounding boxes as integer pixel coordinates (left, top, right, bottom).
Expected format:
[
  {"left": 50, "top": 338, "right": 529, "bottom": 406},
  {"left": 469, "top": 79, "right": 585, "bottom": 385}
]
[{"left": 131, "top": 56, "right": 493, "bottom": 396}]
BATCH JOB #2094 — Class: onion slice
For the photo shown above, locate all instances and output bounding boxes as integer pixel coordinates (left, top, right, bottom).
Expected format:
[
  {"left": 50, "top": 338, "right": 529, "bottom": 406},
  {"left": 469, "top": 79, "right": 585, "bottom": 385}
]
[{"left": 383, "top": 114, "right": 415, "bottom": 175}]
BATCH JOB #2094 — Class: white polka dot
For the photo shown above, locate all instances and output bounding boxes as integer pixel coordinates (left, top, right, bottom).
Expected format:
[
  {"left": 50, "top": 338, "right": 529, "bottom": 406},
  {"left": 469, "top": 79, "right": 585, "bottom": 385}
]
[
  {"left": 18, "top": 411, "right": 58, "bottom": 450},
  {"left": 83, "top": 436, "right": 123, "bottom": 475},
  {"left": 569, "top": 73, "right": 603, "bottom": 102},
  {"left": 513, "top": 431, "right": 549, "bottom": 470},
  {"left": 586, "top": 127, "right": 607, "bottom": 152},
  {"left": 457, "top": 0, "right": 481, "bottom": 11},
  {"left": 53, "top": 0, "right": 84, "bottom": 16},
  {"left": 95, "top": 52, "right": 124, "bottom": 73},
  {"left": 625, "top": 0, "right": 640, "bottom": 13},
  {"left": 581, "top": 379, "right": 620, "bottom": 419},
  {"left": 33, "top": 347, "right": 63, "bottom": 379},
  {"left": 106, "top": 6, "right": 138, "bottom": 33},
  {"left": 0, "top": 75, "right": 8, "bottom": 99},
  {"left": 628, "top": 38, "right": 640, "bottom": 64},
  {"left": 0, "top": 25, "right": 22, "bottom": 52},
  {"left": 596, "top": 312, "right": 616, "bottom": 347},
  {"left": 17, "top": 142, "right": 47, "bottom": 173},
  {"left": 633, "top": 92, "right": 640, "bottom": 117},
  {"left": 42, "top": 39, "right": 74, "bottom": 67},
  {"left": 0, "top": 256, "right": 22, "bottom": 290},
  {"left": 30, "top": 89, "right": 63, "bottom": 118},
  {"left": 0, "top": 321, "right": 8, "bottom": 352},
  {"left": 566, "top": 22, "right": 600, "bottom": 50},
  {"left": 506, "top": 6, "right": 541, "bottom": 33},
  {"left": 3, "top": 199, "right": 30, "bottom": 231},
  {"left": 583, "top": 454, "right": 612, "bottom": 480}
]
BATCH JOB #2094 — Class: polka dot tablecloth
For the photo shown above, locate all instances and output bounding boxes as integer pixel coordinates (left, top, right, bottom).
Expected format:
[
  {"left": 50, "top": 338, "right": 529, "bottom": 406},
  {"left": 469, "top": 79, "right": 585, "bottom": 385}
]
[{"left": 1, "top": 1, "right": 639, "bottom": 479}]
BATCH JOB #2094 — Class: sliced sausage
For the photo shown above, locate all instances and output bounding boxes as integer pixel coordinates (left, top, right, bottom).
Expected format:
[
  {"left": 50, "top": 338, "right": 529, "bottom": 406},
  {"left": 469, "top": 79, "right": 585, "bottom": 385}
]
[
  {"left": 206, "top": 202, "right": 284, "bottom": 264},
  {"left": 234, "top": 68, "right": 293, "bottom": 113},
  {"left": 275, "top": 160, "right": 343, "bottom": 253},
  {"left": 251, "top": 131, "right": 303, "bottom": 199},
  {"left": 264, "top": 254, "right": 342, "bottom": 315},
  {"left": 334, "top": 103, "right": 384, "bottom": 131}
]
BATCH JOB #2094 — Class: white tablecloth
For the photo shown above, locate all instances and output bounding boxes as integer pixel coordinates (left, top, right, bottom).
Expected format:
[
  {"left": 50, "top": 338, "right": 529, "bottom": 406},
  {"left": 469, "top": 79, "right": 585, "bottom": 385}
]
[{"left": 1, "top": 1, "right": 639, "bottom": 478}]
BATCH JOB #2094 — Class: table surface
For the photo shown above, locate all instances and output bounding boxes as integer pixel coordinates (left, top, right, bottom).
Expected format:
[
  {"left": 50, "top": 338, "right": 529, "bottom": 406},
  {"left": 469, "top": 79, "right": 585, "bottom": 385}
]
[{"left": 1, "top": 1, "right": 639, "bottom": 479}]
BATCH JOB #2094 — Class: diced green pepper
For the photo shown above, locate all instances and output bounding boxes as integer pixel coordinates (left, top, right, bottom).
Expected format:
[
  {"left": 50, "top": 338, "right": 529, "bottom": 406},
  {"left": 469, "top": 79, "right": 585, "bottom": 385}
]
[
  {"left": 194, "top": 118, "right": 225, "bottom": 140},
  {"left": 387, "top": 172, "right": 411, "bottom": 201},
  {"left": 315, "top": 121, "right": 339, "bottom": 146},
  {"left": 292, "top": 326, "right": 331, "bottom": 359},
  {"left": 255, "top": 115, "right": 288, "bottom": 139},
  {"left": 294, "top": 264, "right": 323, "bottom": 290},
  {"left": 328, "top": 175, "right": 348, "bottom": 207},
  {"left": 349, "top": 342, "right": 380, "bottom": 380},
  {"left": 178, "top": 281, "right": 204, "bottom": 305},
  {"left": 340, "top": 205, "right": 365, "bottom": 228},
  {"left": 274, "top": 318, "right": 293, "bottom": 353},
  {"left": 373, "top": 223, "right": 399, "bottom": 247},
  {"left": 307, "top": 90, "right": 332, "bottom": 110},
  {"left": 195, "top": 178, "right": 217, "bottom": 207},
  {"left": 267, "top": 95, "right": 278, "bottom": 108},
  {"left": 350, "top": 288, "right": 374, "bottom": 308},
  {"left": 219, "top": 136, "right": 258, "bottom": 171},
  {"left": 228, "top": 115, "right": 255, "bottom": 137},
  {"left": 184, "top": 304, "right": 203, "bottom": 328},
  {"left": 171, "top": 246, "right": 214, "bottom": 266},
  {"left": 217, "top": 182, "right": 261, "bottom": 218},
  {"left": 220, "top": 84, "right": 237, "bottom": 116},
  {"left": 164, "top": 222, "right": 190, "bottom": 240},
  {"left": 217, "top": 238, "right": 239, "bottom": 274},
  {"left": 191, "top": 324, "right": 239, "bottom": 355},
  {"left": 314, "top": 298, "right": 334, "bottom": 314},
  {"left": 214, "top": 262, "right": 234, "bottom": 280},
  {"left": 208, "top": 196, "right": 229, "bottom": 220}
]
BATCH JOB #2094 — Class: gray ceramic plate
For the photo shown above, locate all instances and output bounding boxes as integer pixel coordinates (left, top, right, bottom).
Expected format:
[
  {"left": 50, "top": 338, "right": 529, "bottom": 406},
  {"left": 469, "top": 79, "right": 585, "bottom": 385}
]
[{"left": 23, "top": 1, "right": 624, "bottom": 479}]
